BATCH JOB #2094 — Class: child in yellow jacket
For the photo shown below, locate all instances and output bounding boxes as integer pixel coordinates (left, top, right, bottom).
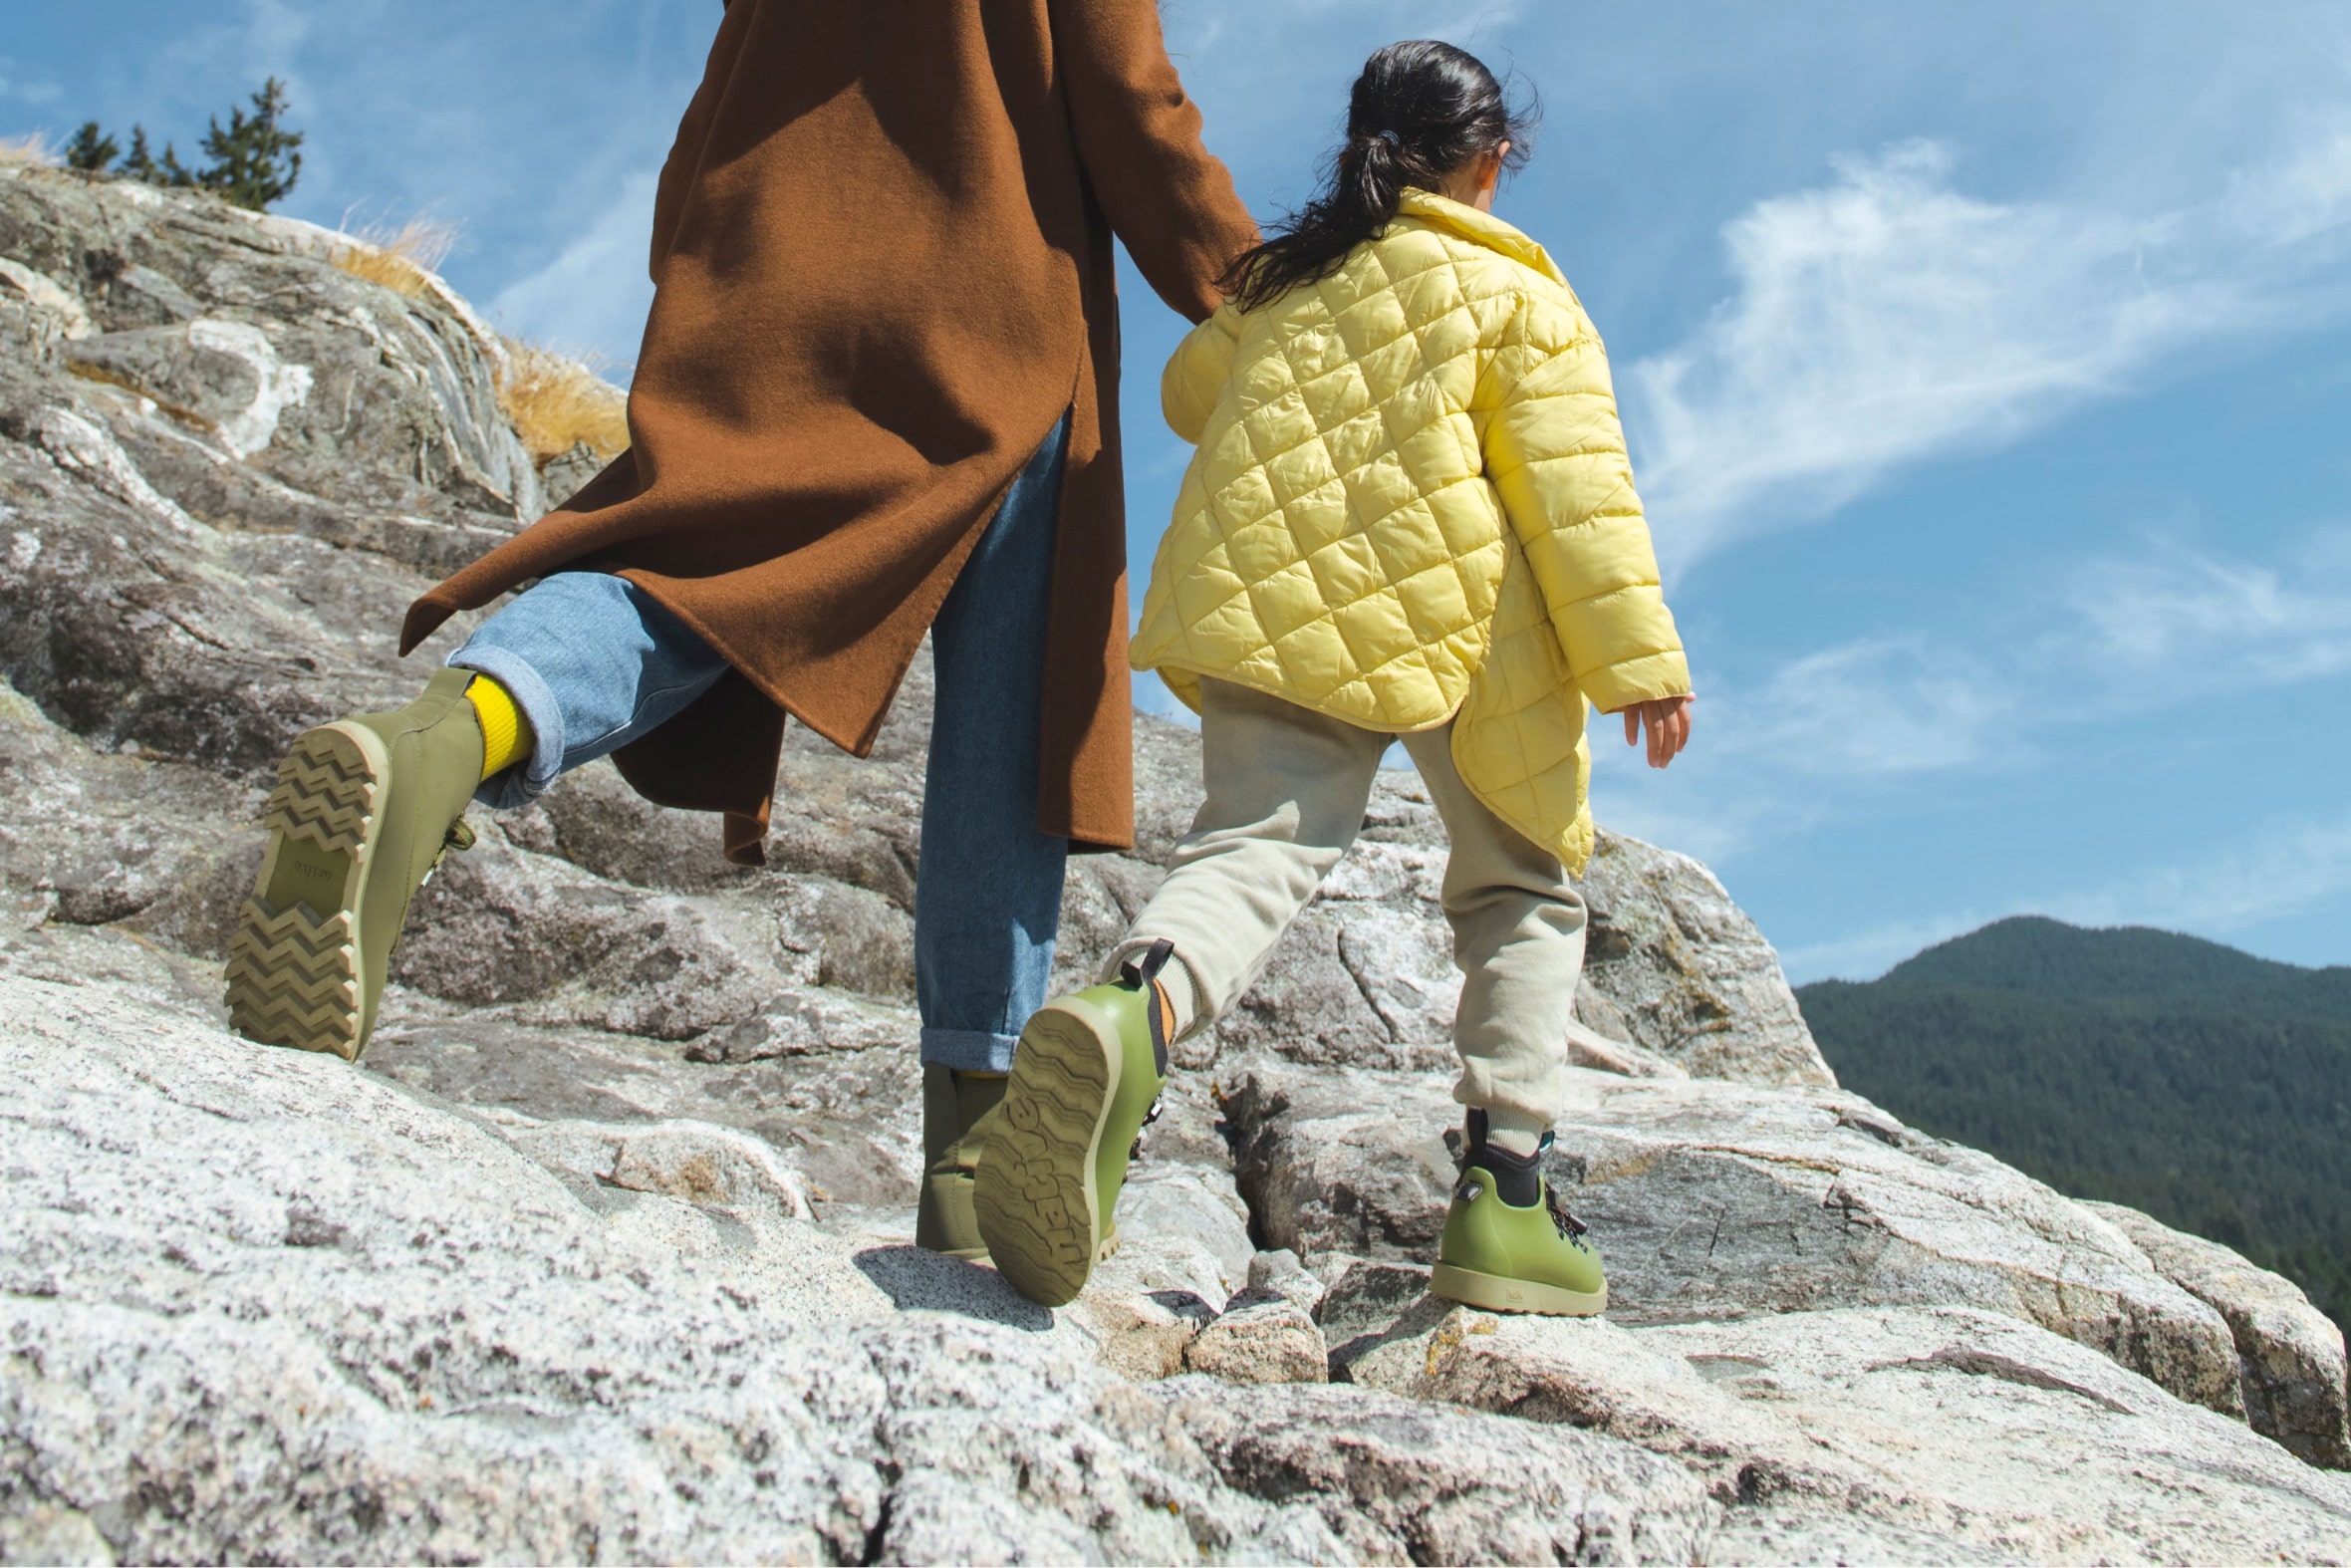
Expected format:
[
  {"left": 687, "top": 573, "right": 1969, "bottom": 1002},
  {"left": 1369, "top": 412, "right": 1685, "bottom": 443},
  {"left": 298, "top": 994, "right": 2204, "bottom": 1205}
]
[{"left": 975, "top": 41, "right": 1695, "bottom": 1314}]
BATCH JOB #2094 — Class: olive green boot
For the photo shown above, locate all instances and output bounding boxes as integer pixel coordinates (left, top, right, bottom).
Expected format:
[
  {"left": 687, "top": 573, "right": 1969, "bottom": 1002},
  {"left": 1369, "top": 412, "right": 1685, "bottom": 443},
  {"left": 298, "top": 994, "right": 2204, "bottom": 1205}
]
[
  {"left": 1431, "top": 1112, "right": 1607, "bottom": 1317},
  {"left": 225, "top": 667, "right": 484, "bottom": 1061},
  {"left": 975, "top": 939, "right": 1178, "bottom": 1307},
  {"left": 916, "top": 1064, "right": 1007, "bottom": 1259}
]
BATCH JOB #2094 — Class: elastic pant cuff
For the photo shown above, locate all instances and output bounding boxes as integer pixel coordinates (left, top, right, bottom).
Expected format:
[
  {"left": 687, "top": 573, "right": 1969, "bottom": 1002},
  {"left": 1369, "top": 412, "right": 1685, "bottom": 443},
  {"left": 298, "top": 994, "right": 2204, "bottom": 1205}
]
[
  {"left": 921, "top": 1026, "right": 1020, "bottom": 1076},
  {"left": 446, "top": 647, "right": 566, "bottom": 809}
]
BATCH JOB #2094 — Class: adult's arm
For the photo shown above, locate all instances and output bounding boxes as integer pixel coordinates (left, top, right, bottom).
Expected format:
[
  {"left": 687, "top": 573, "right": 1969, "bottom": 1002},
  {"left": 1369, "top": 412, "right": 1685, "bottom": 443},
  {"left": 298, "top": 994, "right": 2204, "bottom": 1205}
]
[
  {"left": 1054, "top": 0, "right": 1259, "bottom": 325},
  {"left": 648, "top": 0, "right": 752, "bottom": 286}
]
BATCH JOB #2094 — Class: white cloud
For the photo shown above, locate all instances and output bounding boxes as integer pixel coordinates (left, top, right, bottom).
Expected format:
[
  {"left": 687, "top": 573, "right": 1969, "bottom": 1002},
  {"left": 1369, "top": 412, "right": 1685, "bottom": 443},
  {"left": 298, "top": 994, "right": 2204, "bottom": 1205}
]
[
  {"left": 1631, "top": 126, "right": 2351, "bottom": 571},
  {"left": 1702, "top": 634, "right": 2016, "bottom": 778},
  {"left": 2066, "top": 532, "right": 2351, "bottom": 690},
  {"left": 1778, "top": 912, "right": 1995, "bottom": 985},
  {"left": 1781, "top": 804, "right": 2351, "bottom": 982},
  {"left": 489, "top": 170, "right": 659, "bottom": 370},
  {"left": 2050, "top": 808, "right": 2351, "bottom": 936}
]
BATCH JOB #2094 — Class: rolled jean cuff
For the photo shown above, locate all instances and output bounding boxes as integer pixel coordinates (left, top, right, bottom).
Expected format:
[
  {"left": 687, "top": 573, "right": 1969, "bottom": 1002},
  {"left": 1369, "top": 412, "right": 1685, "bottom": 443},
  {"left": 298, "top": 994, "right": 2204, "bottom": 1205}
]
[
  {"left": 445, "top": 646, "right": 566, "bottom": 810},
  {"left": 921, "top": 1026, "right": 1019, "bottom": 1075}
]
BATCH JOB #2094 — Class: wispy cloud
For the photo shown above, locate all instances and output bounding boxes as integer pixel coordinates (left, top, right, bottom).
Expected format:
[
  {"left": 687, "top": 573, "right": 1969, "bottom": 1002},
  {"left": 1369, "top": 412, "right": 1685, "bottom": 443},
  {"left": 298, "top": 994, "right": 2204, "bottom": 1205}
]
[
  {"left": 2050, "top": 807, "right": 2351, "bottom": 936},
  {"left": 0, "top": 71, "right": 64, "bottom": 108},
  {"left": 489, "top": 170, "right": 658, "bottom": 366},
  {"left": 1702, "top": 634, "right": 2017, "bottom": 779},
  {"left": 1596, "top": 522, "right": 2351, "bottom": 871},
  {"left": 1631, "top": 121, "right": 2351, "bottom": 571},
  {"left": 2068, "top": 533, "right": 2351, "bottom": 689},
  {"left": 1779, "top": 804, "right": 2351, "bottom": 982}
]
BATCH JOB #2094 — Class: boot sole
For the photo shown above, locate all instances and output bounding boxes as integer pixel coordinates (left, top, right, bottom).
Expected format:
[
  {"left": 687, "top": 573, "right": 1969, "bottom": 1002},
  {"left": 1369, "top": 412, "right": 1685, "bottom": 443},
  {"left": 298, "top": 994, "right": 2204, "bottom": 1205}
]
[
  {"left": 224, "top": 723, "right": 388, "bottom": 1062},
  {"left": 1432, "top": 1262, "right": 1608, "bottom": 1317},
  {"left": 975, "top": 999, "right": 1121, "bottom": 1308}
]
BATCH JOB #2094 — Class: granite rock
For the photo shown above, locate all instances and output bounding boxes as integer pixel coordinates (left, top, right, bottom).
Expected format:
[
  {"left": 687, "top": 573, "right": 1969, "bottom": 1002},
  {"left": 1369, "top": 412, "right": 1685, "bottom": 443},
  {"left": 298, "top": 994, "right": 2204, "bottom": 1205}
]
[
  {"left": 1228, "top": 1063, "right": 2250, "bottom": 1420},
  {"left": 2088, "top": 1199, "right": 2351, "bottom": 1468}
]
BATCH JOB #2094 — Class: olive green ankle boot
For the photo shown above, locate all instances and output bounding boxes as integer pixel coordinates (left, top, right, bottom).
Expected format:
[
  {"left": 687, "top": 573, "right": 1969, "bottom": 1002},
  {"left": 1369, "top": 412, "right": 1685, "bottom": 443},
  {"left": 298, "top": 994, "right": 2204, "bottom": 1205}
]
[
  {"left": 225, "top": 667, "right": 484, "bottom": 1061},
  {"left": 975, "top": 939, "right": 1178, "bottom": 1307},
  {"left": 916, "top": 1064, "right": 1007, "bottom": 1258},
  {"left": 1430, "top": 1112, "right": 1607, "bottom": 1317}
]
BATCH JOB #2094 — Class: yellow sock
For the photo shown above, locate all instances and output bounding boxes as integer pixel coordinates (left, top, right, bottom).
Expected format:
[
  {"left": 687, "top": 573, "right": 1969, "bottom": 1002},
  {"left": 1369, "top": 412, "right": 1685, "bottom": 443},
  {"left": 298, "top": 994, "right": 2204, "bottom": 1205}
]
[{"left": 464, "top": 674, "right": 534, "bottom": 781}]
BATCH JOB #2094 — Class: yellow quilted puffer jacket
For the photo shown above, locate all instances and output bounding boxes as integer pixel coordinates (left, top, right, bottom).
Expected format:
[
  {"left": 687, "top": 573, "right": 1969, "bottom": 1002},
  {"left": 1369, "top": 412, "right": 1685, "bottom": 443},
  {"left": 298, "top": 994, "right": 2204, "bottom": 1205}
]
[{"left": 1132, "top": 189, "right": 1690, "bottom": 873}]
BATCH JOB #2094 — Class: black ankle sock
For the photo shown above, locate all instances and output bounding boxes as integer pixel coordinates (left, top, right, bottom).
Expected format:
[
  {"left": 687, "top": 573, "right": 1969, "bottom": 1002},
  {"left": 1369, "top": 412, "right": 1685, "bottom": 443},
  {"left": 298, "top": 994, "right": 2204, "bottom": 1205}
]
[{"left": 1464, "top": 1110, "right": 1544, "bottom": 1206}]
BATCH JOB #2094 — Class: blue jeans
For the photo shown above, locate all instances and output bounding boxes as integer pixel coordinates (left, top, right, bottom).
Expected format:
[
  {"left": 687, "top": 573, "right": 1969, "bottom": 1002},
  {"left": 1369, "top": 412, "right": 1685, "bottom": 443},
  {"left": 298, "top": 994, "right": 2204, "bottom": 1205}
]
[{"left": 449, "top": 417, "right": 1073, "bottom": 1074}]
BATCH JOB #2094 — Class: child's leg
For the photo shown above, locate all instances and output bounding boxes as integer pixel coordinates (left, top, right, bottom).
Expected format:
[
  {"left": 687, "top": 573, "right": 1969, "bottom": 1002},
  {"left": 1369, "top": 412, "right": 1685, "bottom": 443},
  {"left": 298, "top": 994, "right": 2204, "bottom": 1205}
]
[
  {"left": 1393, "top": 724, "right": 1587, "bottom": 1154},
  {"left": 977, "top": 677, "right": 1387, "bottom": 1305},
  {"left": 1394, "top": 723, "right": 1604, "bottom": 1316},
  {"left": 1105, "top": 678, "right": 1391, "bottom": 1037}
]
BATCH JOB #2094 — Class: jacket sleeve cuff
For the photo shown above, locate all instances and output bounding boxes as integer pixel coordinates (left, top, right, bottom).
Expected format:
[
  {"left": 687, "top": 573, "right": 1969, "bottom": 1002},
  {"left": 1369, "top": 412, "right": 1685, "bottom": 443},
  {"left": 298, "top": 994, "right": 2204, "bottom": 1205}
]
[{"left": 1579, "top": 651, "right": 1692, "bottom": 713}]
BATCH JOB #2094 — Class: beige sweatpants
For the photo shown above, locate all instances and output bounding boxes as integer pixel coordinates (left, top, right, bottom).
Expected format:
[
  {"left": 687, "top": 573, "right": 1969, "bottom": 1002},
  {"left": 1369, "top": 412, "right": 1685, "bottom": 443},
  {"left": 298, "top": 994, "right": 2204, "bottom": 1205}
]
[{"left": 1109, "top": 678, "right": 1587, "bottom": 1142}]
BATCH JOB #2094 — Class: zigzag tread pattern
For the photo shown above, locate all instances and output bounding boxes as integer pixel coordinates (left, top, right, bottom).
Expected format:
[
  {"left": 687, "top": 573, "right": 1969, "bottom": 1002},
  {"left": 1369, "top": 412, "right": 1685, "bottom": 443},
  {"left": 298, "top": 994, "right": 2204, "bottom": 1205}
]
[
  {"left": 264, "top": 730, "right": 381, "bottom": 854},
  {"left": 225, "top": 898, "right": 361, "bottom": 1058}
]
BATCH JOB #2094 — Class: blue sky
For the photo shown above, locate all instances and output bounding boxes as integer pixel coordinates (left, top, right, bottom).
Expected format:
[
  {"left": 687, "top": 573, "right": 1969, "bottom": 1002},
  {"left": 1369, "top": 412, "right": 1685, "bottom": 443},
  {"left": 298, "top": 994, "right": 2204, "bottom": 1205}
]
[{"left": 10, "top": 1, "right": 2351, "bottom": 980}]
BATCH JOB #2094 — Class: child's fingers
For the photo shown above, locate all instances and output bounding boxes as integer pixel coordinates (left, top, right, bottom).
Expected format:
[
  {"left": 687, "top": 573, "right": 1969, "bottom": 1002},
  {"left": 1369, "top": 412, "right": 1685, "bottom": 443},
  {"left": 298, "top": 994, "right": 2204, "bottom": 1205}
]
[{"left": 1624, "top": 708, "right": 1641, "bottom": 747}]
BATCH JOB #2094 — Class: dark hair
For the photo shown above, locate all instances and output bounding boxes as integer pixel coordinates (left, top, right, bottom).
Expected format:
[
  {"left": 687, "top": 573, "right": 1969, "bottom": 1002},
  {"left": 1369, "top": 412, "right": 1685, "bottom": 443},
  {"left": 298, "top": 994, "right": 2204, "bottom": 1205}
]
[{"left": 1220, "top": 41, "right": 1537, "bottom": 313}]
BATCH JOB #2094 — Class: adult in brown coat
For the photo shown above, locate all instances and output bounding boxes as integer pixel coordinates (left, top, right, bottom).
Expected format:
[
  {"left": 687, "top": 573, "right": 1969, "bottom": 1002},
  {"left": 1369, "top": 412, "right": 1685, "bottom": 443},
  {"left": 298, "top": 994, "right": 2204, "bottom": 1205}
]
[
  {"left": 409, "top": 0, "right": 1255, "bottom": 861},
  {"left": 226, "top": 0, "right": 1255, "bottom": 1259}
]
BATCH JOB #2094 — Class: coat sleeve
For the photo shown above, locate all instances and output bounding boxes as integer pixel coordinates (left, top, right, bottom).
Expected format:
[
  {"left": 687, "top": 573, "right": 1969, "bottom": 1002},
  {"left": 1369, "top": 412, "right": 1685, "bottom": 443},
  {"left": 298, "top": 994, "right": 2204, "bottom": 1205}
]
[
  {"left": 1162, "top": 304, "right": 1240, "bottom": 443},
  {"left": 1053, "top": 0, "right": 1260, "bottom": 324},
  {"left": 1481, "top": 296, "right": 1691, "bottom": 714}
]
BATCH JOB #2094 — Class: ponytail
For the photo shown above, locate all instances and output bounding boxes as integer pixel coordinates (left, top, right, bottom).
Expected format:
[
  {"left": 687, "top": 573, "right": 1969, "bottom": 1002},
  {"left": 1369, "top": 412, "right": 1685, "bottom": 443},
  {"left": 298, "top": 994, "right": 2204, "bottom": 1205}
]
[{"left": 1220, "top": 41, "right": 1537, "bottom": 314}]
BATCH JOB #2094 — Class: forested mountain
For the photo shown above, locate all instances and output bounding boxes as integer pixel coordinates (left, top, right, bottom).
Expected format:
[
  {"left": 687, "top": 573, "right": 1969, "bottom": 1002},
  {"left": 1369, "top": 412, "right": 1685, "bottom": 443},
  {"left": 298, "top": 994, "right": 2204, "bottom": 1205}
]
[{"left": 1800, "top": 916, "right": 2351, "bottom": 1335}]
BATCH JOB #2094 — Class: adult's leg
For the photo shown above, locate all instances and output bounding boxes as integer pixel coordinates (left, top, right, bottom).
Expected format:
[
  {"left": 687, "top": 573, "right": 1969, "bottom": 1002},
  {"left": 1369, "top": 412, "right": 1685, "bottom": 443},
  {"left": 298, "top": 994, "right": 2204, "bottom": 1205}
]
[
  {"left": 1107, "top": 678, "right": 1390, "bottom": 1037},
  {"left": 1395, "top": 724, "right": 1587, "bottom": 1154},
  {"left": 445, "top": 571, "right": 730, "bottom": 808},
  {"left": 227, "top": 569, "right": 728, "bottom": 1061},
  {"left": 915, "top": 417, "right": 1075, "bottom": 1073}
]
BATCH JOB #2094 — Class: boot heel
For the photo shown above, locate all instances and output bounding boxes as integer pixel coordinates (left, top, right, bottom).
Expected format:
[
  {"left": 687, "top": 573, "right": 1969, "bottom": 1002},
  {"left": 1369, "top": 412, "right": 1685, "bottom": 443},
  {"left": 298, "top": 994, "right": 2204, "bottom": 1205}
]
[
  {"left": 225, "top": 725, "right": 386, "bottom": 1060},
  {"left": 976, "top": 1001, "right": 1122, "bottom": 1307}
]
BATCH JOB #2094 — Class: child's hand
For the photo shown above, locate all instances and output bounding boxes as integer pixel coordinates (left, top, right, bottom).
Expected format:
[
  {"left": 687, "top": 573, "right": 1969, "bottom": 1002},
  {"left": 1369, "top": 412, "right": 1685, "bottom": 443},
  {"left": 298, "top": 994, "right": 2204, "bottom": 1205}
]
[{"left": 1619, "top": 694, "right": 1695, "bottom": 769}]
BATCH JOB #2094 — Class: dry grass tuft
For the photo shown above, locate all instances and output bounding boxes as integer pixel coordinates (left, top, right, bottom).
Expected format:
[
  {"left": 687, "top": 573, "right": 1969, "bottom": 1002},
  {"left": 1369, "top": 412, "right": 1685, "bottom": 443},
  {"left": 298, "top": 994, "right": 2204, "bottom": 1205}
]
[
  {"left": 329, "top": 215, "right": 461, "bottom": 300},
  {"left": 0, "top": 132, "right": 59, "bottom": 169},
  {"left": 500, "top": 342, "right": 631, "bottom": 464}
]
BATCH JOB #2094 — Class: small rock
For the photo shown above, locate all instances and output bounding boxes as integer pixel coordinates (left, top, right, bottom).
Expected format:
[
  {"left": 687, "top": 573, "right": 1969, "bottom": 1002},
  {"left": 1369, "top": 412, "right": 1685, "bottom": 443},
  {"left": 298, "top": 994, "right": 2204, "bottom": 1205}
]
[
  {"left": 1245, "top": 1247, "right": 1327, "bottom": 1316},
  {"left": 1185, "top": 1291, "right": 1329, "bottom": 1386},
  {"left": 1155, "top": 1377, "right": 1720, "bottom": 1564}
]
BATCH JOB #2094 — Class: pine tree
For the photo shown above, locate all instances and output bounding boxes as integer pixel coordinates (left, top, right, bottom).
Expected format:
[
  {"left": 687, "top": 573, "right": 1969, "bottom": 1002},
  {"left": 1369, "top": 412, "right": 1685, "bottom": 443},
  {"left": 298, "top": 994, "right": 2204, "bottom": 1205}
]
[
  {"left": 61, "top": 81, "right": 305, "bottom": 211},
  {"left": 65, "top": 123, "right": 120, "bottom": 173},
  {"left": 115, "top": 127, "right": 192, "bottom": 186},
  {"left": 194, "top": 78, "right": 303, "bottom": 211}
]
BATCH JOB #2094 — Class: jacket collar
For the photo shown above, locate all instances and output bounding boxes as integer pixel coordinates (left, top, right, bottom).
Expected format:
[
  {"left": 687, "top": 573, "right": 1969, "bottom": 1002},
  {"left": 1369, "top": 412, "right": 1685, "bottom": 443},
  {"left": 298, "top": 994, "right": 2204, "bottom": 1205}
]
[{"left": 1395, "top": 189, "right": 1568, "bottom": 288}]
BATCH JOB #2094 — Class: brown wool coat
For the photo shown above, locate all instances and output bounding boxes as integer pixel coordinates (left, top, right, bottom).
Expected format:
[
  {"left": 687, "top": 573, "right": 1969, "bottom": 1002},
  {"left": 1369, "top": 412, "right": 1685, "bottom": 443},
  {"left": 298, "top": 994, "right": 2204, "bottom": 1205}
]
[{"left": 401, "top": 0, "right": 1256, "bottom": 862}]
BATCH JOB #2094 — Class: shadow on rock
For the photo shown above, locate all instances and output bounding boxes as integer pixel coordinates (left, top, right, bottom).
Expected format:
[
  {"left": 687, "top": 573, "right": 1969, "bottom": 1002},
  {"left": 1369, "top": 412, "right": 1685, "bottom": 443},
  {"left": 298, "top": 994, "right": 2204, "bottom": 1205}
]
[{"left": 852, "top": 1244, "right": 1054, "bottom": 1332}]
